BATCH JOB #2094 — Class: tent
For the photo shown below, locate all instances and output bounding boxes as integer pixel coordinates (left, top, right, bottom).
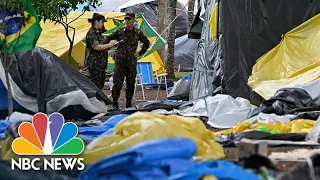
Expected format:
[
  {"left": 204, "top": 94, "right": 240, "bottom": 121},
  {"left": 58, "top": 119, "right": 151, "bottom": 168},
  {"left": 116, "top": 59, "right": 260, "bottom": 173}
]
[
  {"left": 0, "top": 47, "right": 112, "bottom": 120},
  {"left": 36, "top": 12, "right": 165, "bottom": 74},
  {"left": 189, "top": 0, "right": 320, "bottom": 105},
  {"left": 165, "top": 34, "right": 198, "bottom": 71},
  {"left": 119, "top": 0, "right": 189, "bottom": 38}
]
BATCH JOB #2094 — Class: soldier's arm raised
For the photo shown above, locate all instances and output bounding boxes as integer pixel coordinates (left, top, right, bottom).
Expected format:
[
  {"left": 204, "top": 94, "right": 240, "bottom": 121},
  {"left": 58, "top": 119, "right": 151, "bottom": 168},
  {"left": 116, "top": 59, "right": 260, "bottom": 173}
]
[
  {"left": 87, "top": 33, "right": 115, "bottom": 51},
  {"left": 138, "top": 31, "right": 150, "bottom": 56}
]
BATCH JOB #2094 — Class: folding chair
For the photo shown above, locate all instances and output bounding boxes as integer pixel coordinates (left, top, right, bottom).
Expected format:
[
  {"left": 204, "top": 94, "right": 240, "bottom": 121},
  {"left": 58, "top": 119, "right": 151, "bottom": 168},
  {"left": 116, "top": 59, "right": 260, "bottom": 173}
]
[{"left": 134, "top": 62, "right": 168, "bottom": 101}]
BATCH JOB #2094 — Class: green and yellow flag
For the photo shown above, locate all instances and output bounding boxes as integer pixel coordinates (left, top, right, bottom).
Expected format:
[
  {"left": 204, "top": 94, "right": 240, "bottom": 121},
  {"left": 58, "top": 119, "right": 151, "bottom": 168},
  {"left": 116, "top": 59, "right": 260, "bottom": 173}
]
[
  {"left": 83, "top": 14, "right": 166, "bottom": 72},
  {"left": 0, "top": 0, "right": 42, "bottom": 53}
]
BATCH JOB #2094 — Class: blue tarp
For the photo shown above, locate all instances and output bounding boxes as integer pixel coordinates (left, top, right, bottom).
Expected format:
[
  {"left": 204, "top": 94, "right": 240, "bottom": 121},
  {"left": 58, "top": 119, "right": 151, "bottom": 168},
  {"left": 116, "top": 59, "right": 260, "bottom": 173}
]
[
  {"left": 180, "top": 74, "right": 192, "bottom": 81},
  {"left": 78, "top": 114, "right": 129, "bottom": 141},
  {"left": 78, "top": 138, "right": 259, "bottom": 180},
  {"left": 78, "top": 138, "right": 197, "bottom": 180},
  {"left": 0, "top": 120, "right": 10, "bottom": 140},
  {"left": 0, "top": 81, "right": 22, "bottom": 110}
]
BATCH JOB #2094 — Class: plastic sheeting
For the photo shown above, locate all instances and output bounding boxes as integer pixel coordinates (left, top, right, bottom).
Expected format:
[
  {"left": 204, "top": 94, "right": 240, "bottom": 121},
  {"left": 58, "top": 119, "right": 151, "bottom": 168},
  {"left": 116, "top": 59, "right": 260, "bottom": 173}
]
[
  {"left": 171, "top": 35, "right": 199, "bottom": 71},
  {"left": 120, "top": 1, "right": 188, "bottom": 38},
  {"left": 251, "top": 88, "right": 319, "bottom": 120},
  {"left": 190, "top": 0, "right": 320, "bottom": 105},
  {"left": 78, "top": 114, "right": 129, "bottom": 141},
  {"left": 168, "top": 74, "right": 192, "bottom": 101},
  {"left": 216, "top": 131, "right": 307, "bottom": 147},
  {"left": 178, "top": 95, "right": 256, "bottom": 128},
  {"left": 78, "top": 112, "right": 225, "bottom": 165},
  {"left": 249, "top": 13, "right": 320, "bottom": 100},
  {"left": 1, "top": 47, "right": 111, "bottom": 120},
  {"left": 78, "top": 138, "right": 197, "bottom": 180},
  {"left": 79, "top": 138, "right": 258, "bottom": 180},
  {"left": 215, "top": 119, "right": 316, "bottom": 136}
]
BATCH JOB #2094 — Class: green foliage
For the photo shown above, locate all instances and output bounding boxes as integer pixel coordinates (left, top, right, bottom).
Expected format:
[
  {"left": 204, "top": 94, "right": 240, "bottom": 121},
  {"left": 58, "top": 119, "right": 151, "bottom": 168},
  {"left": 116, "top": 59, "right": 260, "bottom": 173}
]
[{"left": 32, "top": 0, "right": 102, "bottom": 23}]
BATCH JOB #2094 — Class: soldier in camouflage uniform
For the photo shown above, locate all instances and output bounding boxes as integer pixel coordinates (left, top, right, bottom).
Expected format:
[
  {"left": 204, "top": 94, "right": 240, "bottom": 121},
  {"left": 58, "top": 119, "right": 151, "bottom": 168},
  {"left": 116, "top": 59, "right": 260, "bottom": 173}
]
[
  {"left": 85, "top": 13, "right": 116, "bottom": 90},
  {"left": 108, "top": 13, "right": 150, "bottom": 109}
]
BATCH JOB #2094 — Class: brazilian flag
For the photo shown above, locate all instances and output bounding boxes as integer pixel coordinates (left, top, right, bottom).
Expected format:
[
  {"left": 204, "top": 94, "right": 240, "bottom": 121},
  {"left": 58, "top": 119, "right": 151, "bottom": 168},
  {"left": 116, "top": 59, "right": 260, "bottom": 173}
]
[{"left": 0, "top": 0, "right": 42, "bottom": 53}]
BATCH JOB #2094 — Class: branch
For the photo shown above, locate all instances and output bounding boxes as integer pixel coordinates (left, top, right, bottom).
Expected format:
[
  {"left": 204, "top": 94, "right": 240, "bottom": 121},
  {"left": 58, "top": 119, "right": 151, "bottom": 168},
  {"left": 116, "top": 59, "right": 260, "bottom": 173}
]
[{"left": 67, "top": 11, "right": 85, "bottom": 25}]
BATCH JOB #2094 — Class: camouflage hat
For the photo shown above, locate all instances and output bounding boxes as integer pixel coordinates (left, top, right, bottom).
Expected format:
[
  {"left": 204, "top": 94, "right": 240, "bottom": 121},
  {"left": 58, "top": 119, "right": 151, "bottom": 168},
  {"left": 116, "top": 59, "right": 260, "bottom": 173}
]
[{"left": 124, "top": 13, "right": 135, "bottom": 19}]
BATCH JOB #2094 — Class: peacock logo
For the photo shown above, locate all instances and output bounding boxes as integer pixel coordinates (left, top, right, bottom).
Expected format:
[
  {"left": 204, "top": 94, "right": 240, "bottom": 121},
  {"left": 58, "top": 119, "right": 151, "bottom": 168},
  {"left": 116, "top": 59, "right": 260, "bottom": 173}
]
[{"left": 12, "top": 113, "right": 84, "bottom": 155}]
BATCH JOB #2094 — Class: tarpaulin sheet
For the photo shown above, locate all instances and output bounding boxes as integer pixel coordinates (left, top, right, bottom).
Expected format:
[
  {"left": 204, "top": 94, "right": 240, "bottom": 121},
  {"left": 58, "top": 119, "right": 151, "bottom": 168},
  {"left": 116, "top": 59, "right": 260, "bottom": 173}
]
[
  {"left": 78, "top": 138, "right": 197, "bottom": 180},
  {"left": 79, "top": 138, "right": 258, "bottom": 180},
  {"left": 216, "top": 131, "right": 307, "bottom": 147},
  {"left": 191, "top": 0, "right": 320, "bottom": 105},
  {"left": 121, "top": 1, "right": 188, "bottom": 38},
  {"left": 168, "top": 75, "right": 192, "bottom": 101},
  {"left": 78, "top": 112, "right": 225, "bottom": 165},
  {"left": 1, "top": 47, "right": 111, "bottom": 120},
  {"left": 249, "top": 13, "right": 320, "bottom": 100},
  {"left": 79, "top": 114, "right": 129, "bottom": 141},
  {"left": 189, "top": 0, "right": 221, "bottom": 100},
  {"left": 215, "top": 119, "right": 316, "bottom": 136},
  {"left": 171, "top": 35, "right": 198, "bottom": 71}
]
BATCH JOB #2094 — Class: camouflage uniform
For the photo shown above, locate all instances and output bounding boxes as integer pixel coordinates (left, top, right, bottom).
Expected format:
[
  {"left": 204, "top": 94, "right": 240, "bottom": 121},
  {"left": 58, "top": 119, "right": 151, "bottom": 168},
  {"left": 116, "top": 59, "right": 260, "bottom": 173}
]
[
  {"left": 108, "top": 26, "right": 150, "bottom": 106},
  {"left": 85, "top": 27, "right": 109, "bottom": 90}
]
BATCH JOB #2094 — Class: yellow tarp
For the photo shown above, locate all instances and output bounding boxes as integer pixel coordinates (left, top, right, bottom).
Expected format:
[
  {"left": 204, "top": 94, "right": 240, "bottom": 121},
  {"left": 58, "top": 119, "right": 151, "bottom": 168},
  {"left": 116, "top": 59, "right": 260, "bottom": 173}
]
[
  {"left": 37, "top": 12, "right": 165, "bottom": 74},
  {"left": 79, "top": 112, "right": 225, "bottom": 165},
  {"left": 248, "top": 13, "right": 320, "bottom": 100},
  {"left": 209, "top": 2, "right": 219, "bottom": 41},
  {"left": 215, "top": 119, "right": 316, "bottom": 136}
]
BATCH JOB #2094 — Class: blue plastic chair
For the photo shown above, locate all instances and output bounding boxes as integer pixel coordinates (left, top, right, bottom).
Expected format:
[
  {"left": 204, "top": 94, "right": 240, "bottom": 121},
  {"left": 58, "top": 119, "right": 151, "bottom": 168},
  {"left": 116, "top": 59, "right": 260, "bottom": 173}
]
[{"left": 134, "top": 62, "right": 168, "bottom": 100}]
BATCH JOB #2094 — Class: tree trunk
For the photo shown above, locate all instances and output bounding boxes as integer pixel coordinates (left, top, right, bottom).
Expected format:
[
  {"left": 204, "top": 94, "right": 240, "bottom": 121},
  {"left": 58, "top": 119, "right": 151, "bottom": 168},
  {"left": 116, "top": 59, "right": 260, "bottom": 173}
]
[
  {"left": 157, "top": 0, "right": 168, "bottom": 63},
  {"left": 68, "top": 43, "right": 73, "bottom": 65},
  {"left": 5, "top": 68, "right": 13, "bottom": 117},
  {"left": 188, "top": 0, "right": 195, "bottom": 30},
  {"left": 166, "top": 0, "right": 176, "bottom": 79}
]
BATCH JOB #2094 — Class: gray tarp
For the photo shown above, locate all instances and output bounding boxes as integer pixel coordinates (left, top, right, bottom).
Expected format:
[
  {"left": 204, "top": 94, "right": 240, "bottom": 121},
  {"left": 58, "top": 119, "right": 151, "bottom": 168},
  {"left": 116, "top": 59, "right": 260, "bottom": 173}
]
[
  {"left": 165, "top": 34, "right": 199, "bottom": 71},
  {"left": 189, "top": 0, "right": 320, "bottom": 105},
  {"left": 120, "top": 1, "right": 188, "bottom": 38},
  {"left": 0, "top": 47, "right": 112, "bottom": 120},
  {"left": 189, "top": 0, "right": 220, "bottom": 100},
  {"left": 173, "top": 35, "right": 199, "bottom": 71}
]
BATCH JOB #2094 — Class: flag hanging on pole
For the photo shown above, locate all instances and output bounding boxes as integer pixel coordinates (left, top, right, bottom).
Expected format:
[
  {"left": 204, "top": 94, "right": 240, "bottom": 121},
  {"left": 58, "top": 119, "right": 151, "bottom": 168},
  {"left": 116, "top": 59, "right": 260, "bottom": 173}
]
[{"left": 0, "top": 0, "right": 42, "bottom": 53}]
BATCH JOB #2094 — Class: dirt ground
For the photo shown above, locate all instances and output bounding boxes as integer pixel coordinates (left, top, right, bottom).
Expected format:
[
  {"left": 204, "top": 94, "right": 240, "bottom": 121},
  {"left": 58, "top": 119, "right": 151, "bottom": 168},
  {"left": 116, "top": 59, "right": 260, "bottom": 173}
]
[{"left": 102, "top": 88, "right": 314, "bottom": 172}]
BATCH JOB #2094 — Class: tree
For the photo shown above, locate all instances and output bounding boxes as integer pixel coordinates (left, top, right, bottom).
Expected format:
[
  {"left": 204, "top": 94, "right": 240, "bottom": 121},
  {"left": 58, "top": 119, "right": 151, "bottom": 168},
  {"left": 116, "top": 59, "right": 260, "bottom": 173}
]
[
  {"left": 32, "top": 0, "right": 101, "bottom": 64},
  {"left": 188, "top": 0, "right": 195, "bottom": 30},
  {"left": 166, "top": 0, "right": 176, "bottom": 79},
  {"left": 0, "top": 0, "right": 32, "bottom": 117},
  {"left": 157, "top": 0, "right": 168, "bottom": 63}
]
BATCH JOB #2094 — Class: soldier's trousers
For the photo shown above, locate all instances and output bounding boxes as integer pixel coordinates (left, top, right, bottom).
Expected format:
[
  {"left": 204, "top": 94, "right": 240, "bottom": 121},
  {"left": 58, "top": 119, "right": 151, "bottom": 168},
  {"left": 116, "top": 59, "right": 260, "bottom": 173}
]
[
  {"left": 89, "top": 69, "right": 105, "bottom": 90},
  {"left": 112, "top": 65, "right": 137, "bottom": 103}
]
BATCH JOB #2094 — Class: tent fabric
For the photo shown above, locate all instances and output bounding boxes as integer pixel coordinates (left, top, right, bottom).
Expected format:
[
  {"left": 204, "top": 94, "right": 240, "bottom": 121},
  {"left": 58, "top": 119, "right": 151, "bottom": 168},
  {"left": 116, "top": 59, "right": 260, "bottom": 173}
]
[
  {"left": 78, "top": 112, "right": 225, "bottom": 165},
  {"left": 190, "top": 0, "right": 320, "bottom": 105},
  {"left": 120, "top": 1, "right": 188, "bottom": 38},
  {"left": 170, "top": 35, "right": 198, "bottom": 71},
  {"left": 0, "top": 47, "right": 111, "bottom": 120},
  {"left": 79, "top": 114, "right": 129, "bottom": 141},
  {"left": 36, "top": 12, "right": 165, "bottom": 74},
  {"left": 249, "top": 13, "right": 320, "bottom": 100},
  {"left": 78, "top": 138, "right": 198, "bottom": 180},
  {"left": 216, "top": 131, "right": 307, "bottom": 147}
]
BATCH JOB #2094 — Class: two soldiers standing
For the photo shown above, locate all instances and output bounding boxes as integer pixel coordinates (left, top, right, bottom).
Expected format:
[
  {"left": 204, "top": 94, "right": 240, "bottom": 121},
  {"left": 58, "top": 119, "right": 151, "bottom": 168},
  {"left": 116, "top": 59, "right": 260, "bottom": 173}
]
[{"left": 85, "top": 13, "right": 150, "bottom": 110}]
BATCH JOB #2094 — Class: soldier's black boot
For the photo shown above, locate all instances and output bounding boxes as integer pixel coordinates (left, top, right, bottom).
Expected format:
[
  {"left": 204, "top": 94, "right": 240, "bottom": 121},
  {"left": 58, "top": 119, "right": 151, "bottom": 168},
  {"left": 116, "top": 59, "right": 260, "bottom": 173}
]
[
  {"left": 126, "top": 98, "right": 132, "bottom": 108},
  {"left": 113, "top": 101, "right": 119, "bottom": 110}
]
